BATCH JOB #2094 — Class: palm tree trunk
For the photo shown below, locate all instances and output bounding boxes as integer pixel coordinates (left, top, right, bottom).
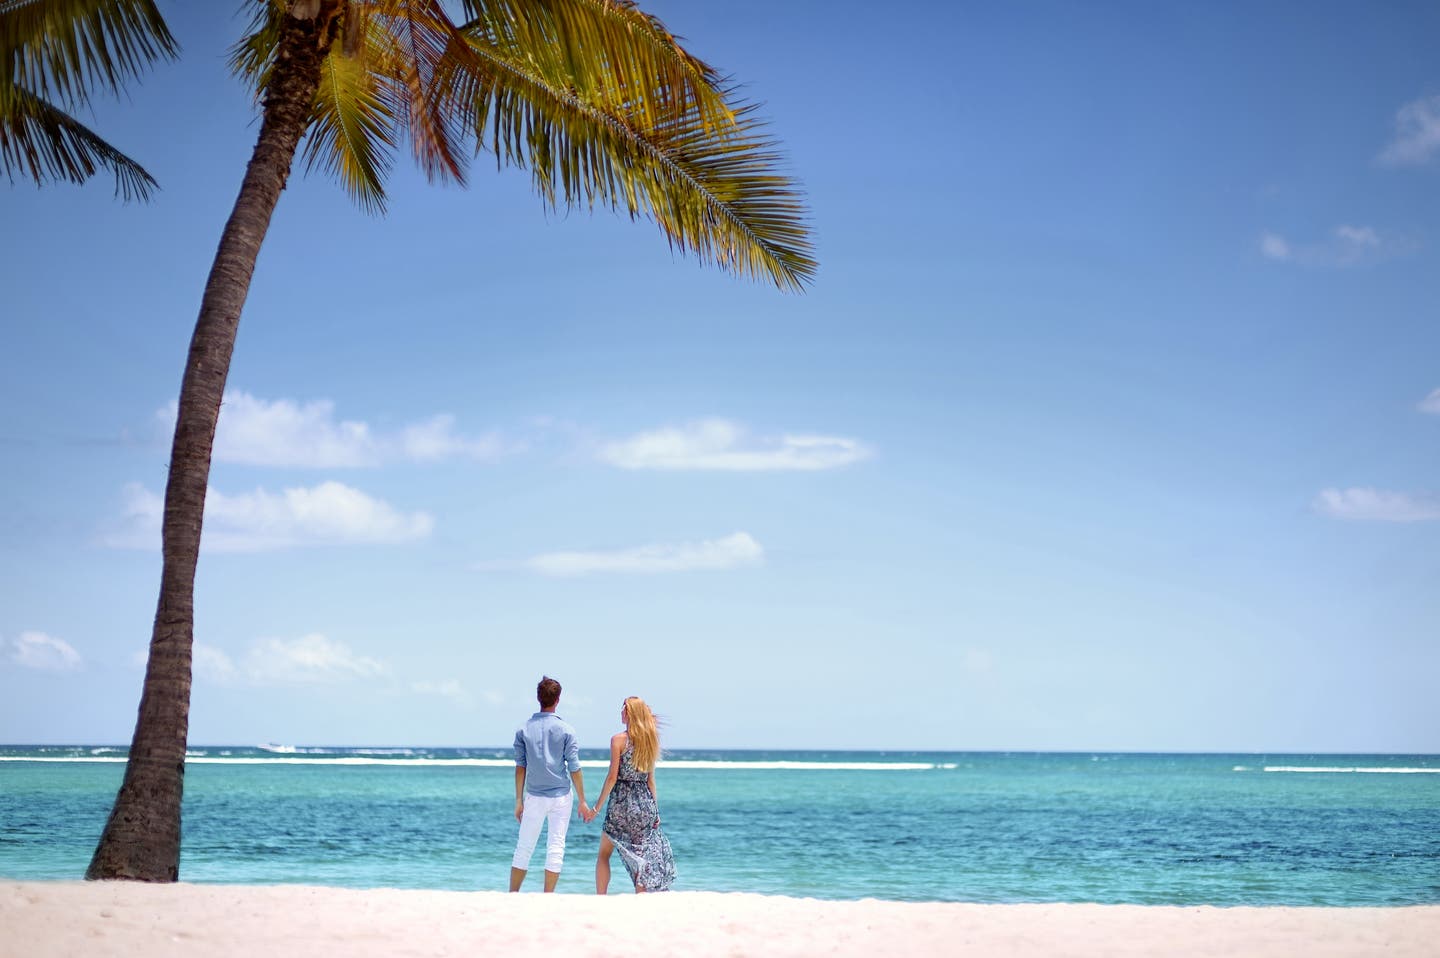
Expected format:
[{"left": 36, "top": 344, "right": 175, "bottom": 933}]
[{"left": 86, "top": 2, "right": 342, "bottom": 882}]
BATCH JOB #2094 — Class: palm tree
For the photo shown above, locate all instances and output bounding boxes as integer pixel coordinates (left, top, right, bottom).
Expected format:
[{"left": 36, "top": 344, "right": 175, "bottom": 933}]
[
  {"left": 1, "top": 0, "right": 176, "bottom": 199},
  {"left": 87, "top": 0, "right": 814, "bottom": 881}
]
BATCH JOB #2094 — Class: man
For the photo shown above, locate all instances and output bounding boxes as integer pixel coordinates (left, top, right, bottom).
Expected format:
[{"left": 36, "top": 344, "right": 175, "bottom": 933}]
[{"left": 510, "top": 675, "right": 593, "bottom": 892}]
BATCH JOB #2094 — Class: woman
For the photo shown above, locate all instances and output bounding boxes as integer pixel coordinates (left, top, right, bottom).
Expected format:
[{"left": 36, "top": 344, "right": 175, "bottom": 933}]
[{"left": 592, "top": 696, "right": 676, "bottom": 893}]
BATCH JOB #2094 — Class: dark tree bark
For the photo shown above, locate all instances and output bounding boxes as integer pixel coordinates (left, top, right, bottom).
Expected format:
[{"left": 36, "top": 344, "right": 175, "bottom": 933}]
[{"left": 87, "top": 2, "right": 343, "bottom": 882}]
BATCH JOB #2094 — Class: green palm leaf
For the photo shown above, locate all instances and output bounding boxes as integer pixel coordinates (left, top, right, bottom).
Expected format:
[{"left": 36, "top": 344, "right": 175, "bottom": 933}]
[
  {"left": 0, "top": 77, "right": 157, "bottom": 198},
  {"left": 232, "top": 0, "right": 473, "bottom": 204},
  {"left": 1, "top": 0, "right": 176, "bottom": 108},
  {"left": 230, "top": 0, "right": 814, "bottom": 288},
  {"left": 302, "top": 38, "right": 396, "bottom": 213},
  {"left": 457, "top": 19, "right": 815, "bottom": 289},
  {"left": 458, "top": 0, "right": 734, "bottom": 133},
  {"left": 1, "top": 0, "right": 175, "bottom": 196}
]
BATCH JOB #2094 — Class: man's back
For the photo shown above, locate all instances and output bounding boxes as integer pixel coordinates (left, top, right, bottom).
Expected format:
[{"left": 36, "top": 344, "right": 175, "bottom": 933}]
[{"left": 514, "top": 711, "right": 579, "bottom": 797}]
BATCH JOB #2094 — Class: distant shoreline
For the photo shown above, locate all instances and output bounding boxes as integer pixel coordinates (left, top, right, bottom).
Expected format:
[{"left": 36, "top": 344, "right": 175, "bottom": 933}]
[
  {"left": 5, "top": 743, "right": 1439, "bottom": 755},
  {"left": 6, "top": 744, "right": 1438, "bottom": 773}
]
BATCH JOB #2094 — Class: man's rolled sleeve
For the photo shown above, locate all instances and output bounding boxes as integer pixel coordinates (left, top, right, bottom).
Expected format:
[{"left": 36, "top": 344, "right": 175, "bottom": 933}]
[
  {"left": 513, "top": 729, "right": 527, "bottom": 767},
  {"left": 564, "top": 732, "right": 581, "bottom": 774}
]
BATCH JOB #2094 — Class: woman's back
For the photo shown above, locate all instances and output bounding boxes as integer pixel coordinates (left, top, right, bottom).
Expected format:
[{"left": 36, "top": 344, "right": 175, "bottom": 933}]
[{"left": 617, "top": 738, "right": 648, "bottom": 782}]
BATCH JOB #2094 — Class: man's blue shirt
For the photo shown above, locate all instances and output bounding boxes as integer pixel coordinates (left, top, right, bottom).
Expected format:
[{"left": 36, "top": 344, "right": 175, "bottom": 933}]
[{"left": 513, "top": 711, "right": 581, "bottom": 797}]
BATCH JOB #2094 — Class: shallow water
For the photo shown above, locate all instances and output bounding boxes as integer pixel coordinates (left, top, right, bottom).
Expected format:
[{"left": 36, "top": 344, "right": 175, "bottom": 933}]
[{"left": 2, "top": 747, "right": 1436, "bottom": 903}]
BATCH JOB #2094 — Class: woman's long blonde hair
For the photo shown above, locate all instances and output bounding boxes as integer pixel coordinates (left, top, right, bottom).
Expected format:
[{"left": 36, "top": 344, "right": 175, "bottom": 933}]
[{"left": 623, "top": 696, "right": 660, "bottom": 773}]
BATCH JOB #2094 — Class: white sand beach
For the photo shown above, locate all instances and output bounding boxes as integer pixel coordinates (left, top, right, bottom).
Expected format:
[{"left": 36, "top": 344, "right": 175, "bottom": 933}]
[{"left": 2, "top": 881, "right": 1437, "bottom": 958}]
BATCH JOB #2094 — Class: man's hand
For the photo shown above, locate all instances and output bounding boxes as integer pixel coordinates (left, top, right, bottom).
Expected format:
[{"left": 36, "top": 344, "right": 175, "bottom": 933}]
[
  {"left": 514, "top": 799, "right": 524, "bottom": 822},
  {"left": 578, "top": 802, "right": 594, "bottom": 823}
]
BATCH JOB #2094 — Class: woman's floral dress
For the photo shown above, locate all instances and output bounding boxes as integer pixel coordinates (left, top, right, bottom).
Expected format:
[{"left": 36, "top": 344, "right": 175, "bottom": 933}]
[{"left": 602, "top": 745, "right": 676, "bottom": 891}]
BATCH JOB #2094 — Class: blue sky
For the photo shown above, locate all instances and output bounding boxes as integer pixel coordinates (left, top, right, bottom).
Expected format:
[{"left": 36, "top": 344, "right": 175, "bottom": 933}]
[{"left": 3, "top": 0, "right": 1438, "bottom": 751}]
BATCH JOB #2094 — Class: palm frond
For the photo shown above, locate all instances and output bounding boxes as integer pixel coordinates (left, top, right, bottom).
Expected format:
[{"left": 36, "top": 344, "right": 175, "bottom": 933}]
[
  {"left": 460, "top": 0, "right": 733, "bottom": 134},
  {"left": 236, "top": 1, "right": 470, "bottom": 195},
  {"left": 0, "top": 80, "right": 157, "bottom": 199},
  {"left": 301, "top": 40, "right": 396, "bottom": 213},
  {"left": 228, "top": 0, "right": 814, "bottom": 288},
  {"left": 458, "top": 27, "right": 815, "bottom": 290},
  {"left": 228, "top": 0, "right": 284, "bottom": 91},
  {"left": 0, "top": 0, "right": 176, "bottom": 109},
  {"left": 371, "top": 0, "right": 467, "bottom": 184}
]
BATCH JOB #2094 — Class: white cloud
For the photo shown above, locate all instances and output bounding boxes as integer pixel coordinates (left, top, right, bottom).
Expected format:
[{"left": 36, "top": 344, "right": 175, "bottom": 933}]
[
  {"left": 410, "top": 679, "right": 474, "bottom": 707},
  {"left": 1378, "top": 94, "right": 1440, "bottom": 167},
  {"left": 147, "top": 635, "right": 385, "bottom": 686},
  {"left": 244, "top": 634, "right": 387, "bottom": 685},
  {"left": 1258, "top": 225, "right": 1403, "bottom": 268},
  {"left": 1314, "top": 487, "right": 1440, "bottom": 522},
  {"left": 1333, "top": 224, "right": 1380, "bottom": 248},
  {"left": 399, "top": 415, "right": 505, "bottom": 462},
  {"left": 1259, "top": 232, "right": 1291, "bottom": 261},
  {"left": 504, "top": 531, "right": 765, "bottom": 577},
  {"left": 3, "top": 632, "right": 82, "bottom": 671},
  {"left": 103, "top": 480, "right": 433, "bottom": 552},
  {"left": 599, "top": 419, "right": 871, "bottom": 471},
  {"left": 193, "top": 643, "right": 239, "bottom": 684},
  {"left": 156, "top": 392, "right": 505, "bottom": 467},
  {"left": 1418, "top": 388, "right": 1440, "bottom": 415},
  {"left": 209, "top": 393, "right": 375, "bottom": 467}
]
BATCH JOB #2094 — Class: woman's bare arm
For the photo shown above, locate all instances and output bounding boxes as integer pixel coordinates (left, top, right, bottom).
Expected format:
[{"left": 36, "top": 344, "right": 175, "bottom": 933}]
[{"left": 592, "top": 733, "right": 626, "bottom": 812}]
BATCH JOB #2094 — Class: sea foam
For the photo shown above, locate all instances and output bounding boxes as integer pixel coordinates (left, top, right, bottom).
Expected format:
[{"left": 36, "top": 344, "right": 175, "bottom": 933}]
[
  {"left": 1262, "top": 766, "right": 1440, "bottom": 774},
  {"left": 0, "top": 755, "right": 949, "bottom": 770}
]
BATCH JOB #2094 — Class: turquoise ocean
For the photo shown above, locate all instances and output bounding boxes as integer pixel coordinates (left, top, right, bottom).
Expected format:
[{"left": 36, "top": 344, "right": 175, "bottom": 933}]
[{"left": 2, "top": 746, "right": 1437, "bottom": 905}]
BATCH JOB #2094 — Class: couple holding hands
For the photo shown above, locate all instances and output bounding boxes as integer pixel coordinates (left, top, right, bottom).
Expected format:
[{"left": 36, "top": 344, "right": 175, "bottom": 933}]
[{"left": 508, "top": 676, "right": 676, "bottom": 894}]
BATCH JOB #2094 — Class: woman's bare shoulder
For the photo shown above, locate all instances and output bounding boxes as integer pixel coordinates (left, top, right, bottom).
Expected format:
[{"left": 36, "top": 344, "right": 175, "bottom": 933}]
[{"left": 611, "top": 732, "right": 629, "bottom": 746}]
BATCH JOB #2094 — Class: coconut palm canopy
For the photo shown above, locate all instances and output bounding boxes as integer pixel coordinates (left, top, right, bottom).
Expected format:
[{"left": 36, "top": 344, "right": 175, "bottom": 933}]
[
  {"left": 233, "top": 0, "right": 814, "bottom": 289},
  {"left": 0, "top": 0, "right": 177, "bottom": 199}
]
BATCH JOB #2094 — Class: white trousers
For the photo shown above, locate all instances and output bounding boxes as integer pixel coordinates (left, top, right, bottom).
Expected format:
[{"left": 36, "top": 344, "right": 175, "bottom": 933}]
[{"left": 511, "top": 792, "right": 573, "bottom": 873}]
